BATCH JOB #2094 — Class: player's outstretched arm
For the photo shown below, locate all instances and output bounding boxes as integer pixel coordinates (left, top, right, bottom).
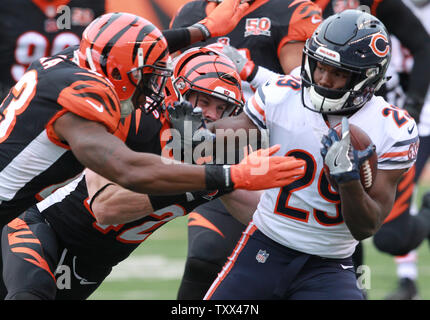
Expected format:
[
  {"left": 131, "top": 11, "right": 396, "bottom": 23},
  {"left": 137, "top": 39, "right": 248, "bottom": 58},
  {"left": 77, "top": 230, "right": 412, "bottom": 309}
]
[
  {"left": 191, "top": 0, "right": 251, "bottom": 39},
  {"left": 54, "top": 112, "right": 206, "bottom": 194},
  {"left": 85, "top": 169, "right": 154, "bottom": 225},
  {"left": 54, "top": 112, "right": 305, "bottom": 195},
  {"left": 164, "top": 0, "right": 252, "bottom": 54}
]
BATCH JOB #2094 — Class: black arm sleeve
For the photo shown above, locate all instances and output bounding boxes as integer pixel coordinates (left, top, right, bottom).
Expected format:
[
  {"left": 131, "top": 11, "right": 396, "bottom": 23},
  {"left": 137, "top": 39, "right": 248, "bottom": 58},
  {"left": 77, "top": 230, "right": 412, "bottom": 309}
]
[
  {"left": 162, "top": 28, "right": 191, "bottom": 54},
  {"left": 148, "top": 189, "right": 227, "bottom": 212},
  {"left": 377, "top": 0, "right": 430, "bottom": 103}
]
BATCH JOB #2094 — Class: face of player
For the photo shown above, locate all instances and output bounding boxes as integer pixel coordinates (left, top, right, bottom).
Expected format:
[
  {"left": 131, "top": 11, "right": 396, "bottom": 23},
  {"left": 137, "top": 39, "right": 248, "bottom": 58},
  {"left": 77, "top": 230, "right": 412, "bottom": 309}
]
[
  {"left": 313, "top": 62, "right": 351, "bottom": 90},
  {"left": 187, "top": 92, "right": 232, "bottom": 122}
]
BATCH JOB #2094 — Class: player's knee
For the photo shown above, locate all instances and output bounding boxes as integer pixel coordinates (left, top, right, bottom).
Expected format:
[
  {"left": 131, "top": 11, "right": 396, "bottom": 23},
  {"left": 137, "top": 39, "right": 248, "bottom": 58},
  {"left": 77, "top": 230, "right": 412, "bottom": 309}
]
[
  {"left": 6, "top": 291, "right": 45, "bottom": 300},
  {"left": 182, "top": 257, "right": 221, "bottom": 283},
  {"left": 188, "top": 231, "right": 230, "bottom": 264},
  {"left": 373, "top": 228, "right": 408, "bottom": 256},
  {"left": 178, "top": 258, "right": 222, "bottom": 300}
]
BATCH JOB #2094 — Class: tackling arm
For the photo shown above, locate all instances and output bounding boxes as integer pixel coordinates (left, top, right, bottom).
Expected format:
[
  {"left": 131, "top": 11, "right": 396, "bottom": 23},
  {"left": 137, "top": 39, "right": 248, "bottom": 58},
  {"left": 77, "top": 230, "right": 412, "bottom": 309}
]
[
  {"left": 85, "top": 169, "right": 154, "bottom": 225},
  {"left": 54, "top": 112, "right": 305, "bottom": 195},
  {"left": 54, "top": 112, "right": 207, "bottom": 194},
  {"left": 163, "top": 0, "right": 252, "bottom": 54}
]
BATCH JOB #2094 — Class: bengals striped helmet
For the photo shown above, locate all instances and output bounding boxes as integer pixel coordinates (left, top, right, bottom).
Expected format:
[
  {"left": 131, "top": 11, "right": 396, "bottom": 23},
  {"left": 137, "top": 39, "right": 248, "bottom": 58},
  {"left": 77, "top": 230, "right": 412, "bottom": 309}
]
[
  {"left": 78, "top": 12, "right": 172, "bottom": 116},
  {"left": 166, "top": 46, "right": 243, "bottom": 118}
]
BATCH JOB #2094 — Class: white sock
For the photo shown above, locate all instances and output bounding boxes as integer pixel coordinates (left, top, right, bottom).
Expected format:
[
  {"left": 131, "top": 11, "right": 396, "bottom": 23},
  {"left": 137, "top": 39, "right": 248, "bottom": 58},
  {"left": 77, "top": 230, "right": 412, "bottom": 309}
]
[{"left": 395, "top": 251, "right": 418, "bottom": 280}]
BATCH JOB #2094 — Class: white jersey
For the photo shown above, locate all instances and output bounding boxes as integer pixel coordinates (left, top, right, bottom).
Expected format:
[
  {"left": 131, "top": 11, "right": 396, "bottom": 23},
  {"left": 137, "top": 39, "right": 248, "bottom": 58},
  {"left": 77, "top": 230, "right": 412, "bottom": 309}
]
[{"left": 244, "top": 74, "right": 419, "bottom": 258}]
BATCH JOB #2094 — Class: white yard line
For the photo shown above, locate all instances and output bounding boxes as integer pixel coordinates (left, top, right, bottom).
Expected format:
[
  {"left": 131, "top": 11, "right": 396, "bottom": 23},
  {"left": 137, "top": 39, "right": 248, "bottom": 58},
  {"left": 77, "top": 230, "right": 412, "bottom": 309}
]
[{"left": 105, "top": 255, "right": 185, "bottom": 280}]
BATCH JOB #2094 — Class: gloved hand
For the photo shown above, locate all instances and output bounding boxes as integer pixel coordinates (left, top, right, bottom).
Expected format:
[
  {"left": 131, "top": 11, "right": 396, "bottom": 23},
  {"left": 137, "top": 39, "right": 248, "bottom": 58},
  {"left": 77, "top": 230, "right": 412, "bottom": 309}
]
[
  {"left": 168, "top": 101, "right": 204, "bottom": 137},
  {"left": 230, "top": 144, "right": 305, "bottom": 190},
  {"left": 167, "top": 101, "right": 215, "bottom": 163},
  {"left": 320, "top": 117, "right": 375, "bottom": 185},
  {"left": 193, "top": 0, "right": 251, "bottom": 39},
  {"left": 210, "top": 43, "right": 257, "bottom": 81}
]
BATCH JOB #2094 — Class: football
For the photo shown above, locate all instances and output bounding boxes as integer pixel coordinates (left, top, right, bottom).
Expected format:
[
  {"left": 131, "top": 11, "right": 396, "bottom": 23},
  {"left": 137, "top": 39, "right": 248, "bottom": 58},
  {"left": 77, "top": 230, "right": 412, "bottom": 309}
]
[{"left": 324, "top": 123, "right": 377, "bottom": 191}]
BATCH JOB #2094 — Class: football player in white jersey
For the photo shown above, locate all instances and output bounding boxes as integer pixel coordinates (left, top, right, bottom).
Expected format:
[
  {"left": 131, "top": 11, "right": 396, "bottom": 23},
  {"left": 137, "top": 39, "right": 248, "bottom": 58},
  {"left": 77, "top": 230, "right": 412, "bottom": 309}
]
[{"left": 202, "top": 9, "right": 419, "bottom": 299}]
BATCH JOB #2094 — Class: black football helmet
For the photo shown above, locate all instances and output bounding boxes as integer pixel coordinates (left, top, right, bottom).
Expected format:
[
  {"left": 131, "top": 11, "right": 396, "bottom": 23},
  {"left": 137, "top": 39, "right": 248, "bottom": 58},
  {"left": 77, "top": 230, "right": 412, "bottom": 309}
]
[{"left": 301, "top": 9, "right": 391, "bottom": 114}]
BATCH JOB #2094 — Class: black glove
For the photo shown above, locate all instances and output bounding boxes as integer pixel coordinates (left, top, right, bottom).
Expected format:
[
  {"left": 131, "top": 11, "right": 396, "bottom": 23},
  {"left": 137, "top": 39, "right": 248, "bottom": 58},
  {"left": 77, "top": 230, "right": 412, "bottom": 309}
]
[
  {"left": 167, "top": 101, "right": 215, "bottom": 163},
  {"left": 403, "top": 93, "right": 424, "bottom": 124}
]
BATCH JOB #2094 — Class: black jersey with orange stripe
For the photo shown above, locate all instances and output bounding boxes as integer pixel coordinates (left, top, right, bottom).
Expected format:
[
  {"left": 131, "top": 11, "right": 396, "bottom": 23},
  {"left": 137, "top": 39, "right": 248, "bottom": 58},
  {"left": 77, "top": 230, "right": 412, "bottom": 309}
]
[
  {"left": 0, "top": 0, "right": 106, "bottom": 101},
  {"left": 0, "top": 46, "right": 121, "bottom": 222},
  {"left": 171, "top": 0, "right": 322, "bottom": 74},
  {"left": 39, "top": 110, "right": 212, "bottom": 266}
]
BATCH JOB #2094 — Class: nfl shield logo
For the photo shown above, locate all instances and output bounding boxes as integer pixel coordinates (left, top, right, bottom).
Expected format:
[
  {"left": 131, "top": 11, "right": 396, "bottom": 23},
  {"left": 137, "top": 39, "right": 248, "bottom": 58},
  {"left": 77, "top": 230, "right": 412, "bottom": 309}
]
[{"left": 256, "top": 249, "right": 269, "bottom": 263}]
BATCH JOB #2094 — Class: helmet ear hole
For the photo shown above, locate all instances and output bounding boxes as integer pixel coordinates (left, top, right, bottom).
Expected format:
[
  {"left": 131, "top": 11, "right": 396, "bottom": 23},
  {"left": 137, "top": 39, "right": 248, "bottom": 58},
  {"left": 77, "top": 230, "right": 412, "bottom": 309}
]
[{"left": 112, "top": 68, "right": 122, "bottom": 80}]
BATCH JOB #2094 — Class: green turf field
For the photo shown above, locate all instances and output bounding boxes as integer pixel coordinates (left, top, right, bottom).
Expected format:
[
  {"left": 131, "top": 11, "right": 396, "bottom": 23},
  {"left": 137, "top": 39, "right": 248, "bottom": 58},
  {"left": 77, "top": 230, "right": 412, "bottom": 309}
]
[{"left": 88, "top": 183, "right": 430, "bottom": 300}]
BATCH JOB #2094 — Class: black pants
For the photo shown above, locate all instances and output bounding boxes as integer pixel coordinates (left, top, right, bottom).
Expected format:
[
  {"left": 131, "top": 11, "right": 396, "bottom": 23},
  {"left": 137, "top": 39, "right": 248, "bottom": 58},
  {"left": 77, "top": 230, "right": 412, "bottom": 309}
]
[{"left": 1, "top": 207, "right": 112, "bottom": 300}]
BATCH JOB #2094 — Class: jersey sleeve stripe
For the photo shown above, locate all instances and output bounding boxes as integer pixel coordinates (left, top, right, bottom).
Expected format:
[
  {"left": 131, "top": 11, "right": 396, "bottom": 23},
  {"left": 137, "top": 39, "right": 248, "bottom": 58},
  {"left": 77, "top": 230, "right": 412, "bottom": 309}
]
[
  {"left": 72, "top": 91, "right": 113, "bottom": 116},
  {"left": 250, "top": 95, "right": 266, "bottom": 122},
  {"left": 378, "top": 159, "right": 416, "bottom": 166},
  {"left": 244, "top": 103, "right": 266, "bottom": 130},
  {"left": 277, "top": 1, "right": 321, "bottom": 58},
  {"left": 392, "top": 136, "right": 419, "bottom": 147},
  {"left": 256, "top": 85, "right": 266, "bottom": 105},
  {"left": 380, "top": 150, "right": 410, "bottom": 159}
]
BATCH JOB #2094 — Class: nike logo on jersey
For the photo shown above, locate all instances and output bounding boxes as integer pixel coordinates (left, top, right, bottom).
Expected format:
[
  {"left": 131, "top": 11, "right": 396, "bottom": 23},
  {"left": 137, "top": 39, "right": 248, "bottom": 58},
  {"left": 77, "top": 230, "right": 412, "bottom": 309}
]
[
  {"left": 334, "top": 152, "right": 341, "bottom": 167},
  {"left": 311, "top": 15, "right": 322, "bottom": 24},
  {"left": 408, "top": 125, "right": 415, "bottom": 134},
  {"left": 86, "top": 99, "right": 104, "bottom": 113},
  {"left": 340, "top": 264, "right": 354, "bottom": 270}
]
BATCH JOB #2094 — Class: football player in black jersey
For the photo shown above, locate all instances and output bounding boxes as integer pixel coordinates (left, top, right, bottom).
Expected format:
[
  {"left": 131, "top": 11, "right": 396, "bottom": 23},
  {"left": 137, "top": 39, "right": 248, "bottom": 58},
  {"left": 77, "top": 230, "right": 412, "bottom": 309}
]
[
  {"left": 0, "top": 46, "right": 266, "bottom": 300},
  {"left": 312, "top": 0, "right": 430, "bottom": 299},
  {"left": 170, "top": 0, "right": 323, "bottom": 299},
  {"left": 0, "top": 2, "right": 303, "bottom": 228},
  {"left": 0, "top": 3, "right": 308, "bottom": 298}
]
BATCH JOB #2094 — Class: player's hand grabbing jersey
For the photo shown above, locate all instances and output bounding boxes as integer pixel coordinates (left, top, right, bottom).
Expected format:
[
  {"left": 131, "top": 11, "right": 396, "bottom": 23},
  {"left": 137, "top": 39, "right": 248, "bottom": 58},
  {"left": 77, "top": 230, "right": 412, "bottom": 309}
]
[
  {"left": 245, "top": 74, "right": 419, "bottom": 258},
  {"left": 0, "top": 46, "right": 121, "bottom": 219}
]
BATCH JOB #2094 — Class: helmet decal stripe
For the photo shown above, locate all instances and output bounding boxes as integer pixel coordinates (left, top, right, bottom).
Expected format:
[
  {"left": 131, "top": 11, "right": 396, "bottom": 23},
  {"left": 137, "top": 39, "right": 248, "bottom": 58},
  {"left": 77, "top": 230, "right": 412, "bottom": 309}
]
[
  {"left": 184, "top": 61, "right": 236, "bottom": 79},
  {"left": 100, "top": 16, "right": 140, "bottom": 75},
  {"left": 132, "top": 23, "right": 157, "bottom": 62},
  {"left": 192, "top": 71, "right": 241, "bottom": 87},
  {"left": 143, "top": 35, "right": 169, "bottom": 65},
  {"left": 90, "top": 13, "right": 123, "bottom": 49}
]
